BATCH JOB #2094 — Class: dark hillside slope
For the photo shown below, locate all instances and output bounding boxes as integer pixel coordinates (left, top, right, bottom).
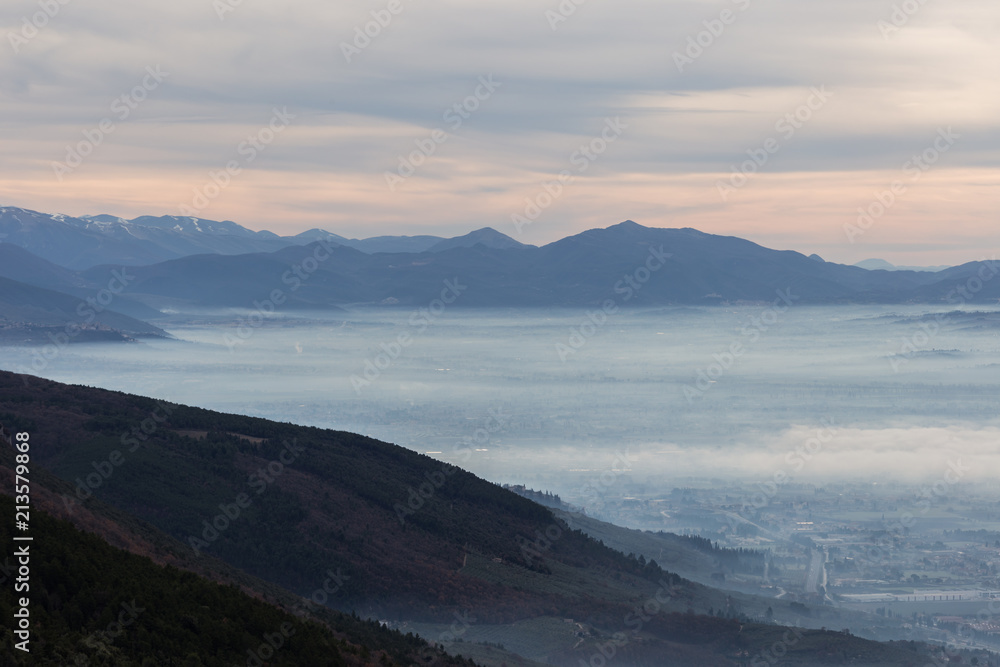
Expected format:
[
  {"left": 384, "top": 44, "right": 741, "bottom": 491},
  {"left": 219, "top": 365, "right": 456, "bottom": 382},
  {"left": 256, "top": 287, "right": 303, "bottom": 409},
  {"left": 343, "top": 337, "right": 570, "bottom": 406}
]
[
  {"left": 0, "top": 371, "right": 950, "bottom": 665},
  {"left": 0, "top": 495, "right": 475, "bottom": 667}
]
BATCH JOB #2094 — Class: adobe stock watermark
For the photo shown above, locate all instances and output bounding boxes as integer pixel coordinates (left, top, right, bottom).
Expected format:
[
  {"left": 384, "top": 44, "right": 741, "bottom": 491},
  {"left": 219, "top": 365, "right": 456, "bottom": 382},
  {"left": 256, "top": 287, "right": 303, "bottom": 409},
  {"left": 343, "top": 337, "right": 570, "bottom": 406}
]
[
  {"left": 749, "top": 627, "right": 807, "bottom": 667},
  {"left": 340, "top": 0, "right": 415, "bottom": 63},
  {"left": 544, "top": 0, "right": 588, "bottom": 31},
  {"left": 350, "top": 278, "right": 467, "bottom": 394},
  {"left": 556, "top": 245, "right": 672, "bottom": 361},
  {"left": 857, "top": 455, "right": 968, "bottom": 572},
  {"left": 7, "top": 0, "right": 73, "bottom": 54},
  {"left": 245, "top": 622, "right": 295, "bottom": 667},
  {"left": 511, "top": 117, "right": 627, "bottom": 235},
  {"left": 385, "top": 75, "right": 501, "bottom": 191},
  {"left": 290, "top": 568, "right": 351, "bottom": 618},
  {"left": 717, "top": 86, "right": 833, "bottom": 201},
  {"left": 877, "top": 0, "right": 931, "bottom": 40},
  {"left": 61, "top": 402, "right": 175, "bottom": 513},
  {"left": 577, "top": 448, "right": 633, "bottom": 512},
  {"left": 684, "top": 288, "right": 799, "bottom": 402},
  {"left": 52, "top": 66, "right": 169, "bottom": 181},
  {"left": 520, "top": 449, "right": 631, "bottom": 565},
  {"left": 844, "top": 127, "right": 959, "bottom": 243},
  {"left": 412, "top": 610, "right": 476, "bottom": 666},
  {"left": 179, "top": 107, "right": 295, "bottom": 216},
  {"left": 14, "top": 267, "right": 135, "bottom": 381},
  {"left": 886, "top": 458, "right": 968, "bottom": 535},
  {"left": 213, "top": 0, "right": 247, "bottom": 21},
  {"left": 188, "top": 438, "right": 305, "bottom": 555},
  {"left": 222, "top": 237, "right": 339, "bottom": 351},
  {"left": 69, "top": 600, "right": 146, "bottom": 666},
  {"left": 887, "top": 313, "right": 947, "bottom": 373},
  {"left": 728, "top": 420, "right": 837, "bottom": 525},
  {"left": 928, "top": 597, "right": 1000, "bottom": 666},
  {"left": 578, "top": 576, "right": 685, "bottom": 667},
  {"left": 395, "top": 407, "right": 508, "bottom": 525},
  {"left": 888, "top": 257, "right": 998, "bottom": 372},
  {"left": 672, "top": 0, "right": 752, "bottom": 72}
]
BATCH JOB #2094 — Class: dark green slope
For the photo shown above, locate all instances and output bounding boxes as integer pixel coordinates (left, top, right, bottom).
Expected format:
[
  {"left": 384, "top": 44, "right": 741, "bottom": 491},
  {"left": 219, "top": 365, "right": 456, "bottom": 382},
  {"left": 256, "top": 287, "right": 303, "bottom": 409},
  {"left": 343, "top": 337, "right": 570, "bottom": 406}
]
[
  {"left": 0, "top": 371, "right": 670, "bottom": 623},
  {"left": 0, "top": 495, "right": 476, "bottom": 667},
  {"left": 0, "top": 371, "right": 960, "bottom": 665}
]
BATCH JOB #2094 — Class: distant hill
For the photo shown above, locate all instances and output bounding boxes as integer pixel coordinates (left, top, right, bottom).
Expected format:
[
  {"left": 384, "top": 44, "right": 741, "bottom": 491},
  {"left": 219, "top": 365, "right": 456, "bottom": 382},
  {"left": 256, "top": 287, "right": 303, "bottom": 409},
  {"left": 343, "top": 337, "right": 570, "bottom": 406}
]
[
  {"left": 0, "top": 496, "right": 475, "bottom": 666},
  {"left": 78, "top": 243, "right": 364, "bottom": 309},
  {"left": 855, "top": 258, "right": 951, "bottom": 272},
  {"left": 550, "top": 509, "right": 767, "bottom": 591},
  {"left": 84, "top": 220, "right": 999, "bottom": 309},
  {"left": 0, "top": 243, "right": 164, "bottom": 321},
  {"left": 341, "top": 234, "right": 445, "bottom": 254},
  {"left": 0, "top": 242, "right": 91, "bottom": 292},
  {"left": 296, "top": 229, "right": 528, "bottom": 254},
  {"left": 0, "top": 207, "right": 171, "bottom": 270},
  {"left": 0, "top": 206, "right": 538, "bottom": 269},
  {"left": 4, "top": 206, "right": 996, "bottom": 308},
  {"left": 0, "top": 370, "right": 953, "bottom": 666},
  {"left": 0, "top": 206, "right": 295, "bottom": 269},
  {"left": 427, "top": 227, "right": 527, "bottom": 253},
  {"left": 0, "top": 276, "right": 165, "bottom": 343}
]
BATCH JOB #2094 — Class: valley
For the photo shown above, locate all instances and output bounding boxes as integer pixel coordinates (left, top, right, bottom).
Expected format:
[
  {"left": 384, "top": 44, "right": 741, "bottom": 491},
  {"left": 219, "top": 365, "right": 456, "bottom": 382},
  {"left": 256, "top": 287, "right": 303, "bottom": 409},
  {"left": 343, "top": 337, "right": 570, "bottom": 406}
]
[{"left": 3, "top": 213, "right": 1000, "bottom": 665}]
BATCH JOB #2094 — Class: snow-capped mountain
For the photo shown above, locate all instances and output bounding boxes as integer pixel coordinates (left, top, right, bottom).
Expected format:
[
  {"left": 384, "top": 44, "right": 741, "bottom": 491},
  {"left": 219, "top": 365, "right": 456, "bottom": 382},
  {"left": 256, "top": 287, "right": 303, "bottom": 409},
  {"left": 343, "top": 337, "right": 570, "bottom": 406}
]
[{"left": 0, "top": 207, "right": 296, "bottom": 269}]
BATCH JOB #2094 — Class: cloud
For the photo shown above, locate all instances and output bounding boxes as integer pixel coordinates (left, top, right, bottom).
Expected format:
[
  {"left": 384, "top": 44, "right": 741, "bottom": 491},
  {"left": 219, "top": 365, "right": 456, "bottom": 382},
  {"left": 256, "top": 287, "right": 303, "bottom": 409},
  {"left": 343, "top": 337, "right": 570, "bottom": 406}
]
[
  {"left": 1, "top": 0, "right": 998, "bottom": 262},
  {"left": 486, "top": 424, "right": 1000, "bottom": 483}
]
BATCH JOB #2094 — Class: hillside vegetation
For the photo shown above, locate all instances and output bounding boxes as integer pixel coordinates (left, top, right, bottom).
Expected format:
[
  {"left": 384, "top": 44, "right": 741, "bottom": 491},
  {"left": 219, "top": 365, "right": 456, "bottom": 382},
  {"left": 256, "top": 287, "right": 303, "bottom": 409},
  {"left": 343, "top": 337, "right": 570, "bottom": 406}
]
[{"left": 0, "top": 370, "right": 960, "bottom": 665}]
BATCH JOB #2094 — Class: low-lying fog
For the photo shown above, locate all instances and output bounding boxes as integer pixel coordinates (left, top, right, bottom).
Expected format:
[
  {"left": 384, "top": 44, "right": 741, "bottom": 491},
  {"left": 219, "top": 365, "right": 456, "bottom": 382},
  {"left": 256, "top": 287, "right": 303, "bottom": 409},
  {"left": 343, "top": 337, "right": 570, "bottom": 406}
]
[{"left": 5, "top": 305, "right": 1000, "bottom": 497}]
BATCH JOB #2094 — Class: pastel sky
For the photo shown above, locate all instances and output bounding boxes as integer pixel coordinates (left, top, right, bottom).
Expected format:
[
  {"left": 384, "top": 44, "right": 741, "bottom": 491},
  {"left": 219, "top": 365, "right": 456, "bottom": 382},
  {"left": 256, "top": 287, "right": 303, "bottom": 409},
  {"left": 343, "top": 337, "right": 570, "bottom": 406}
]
[{"left": 1, "top": 0, "right": 997, "bottom": 265}]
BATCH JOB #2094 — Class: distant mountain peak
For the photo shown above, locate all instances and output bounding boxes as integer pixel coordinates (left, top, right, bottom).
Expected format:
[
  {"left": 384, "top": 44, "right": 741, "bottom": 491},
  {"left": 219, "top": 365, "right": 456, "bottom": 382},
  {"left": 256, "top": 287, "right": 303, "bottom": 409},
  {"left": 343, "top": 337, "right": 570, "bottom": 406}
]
[
  {"left": 607, "top": 219, "right": 647, "bottom": 231},
  {"left": 82, "top": 213, "right": 130, "bottom": 225},
  {"left": 428, "top": 227, "right": 529, "bottom": 253},
  {"left": 855, "top": 258, "right": 950, "bottom": 273},
  {"left": 855, "top": 258, "right": 896, "bottom": 271},
  {"left": 293, "top": 228, "right": 351, "bottom": 244}
]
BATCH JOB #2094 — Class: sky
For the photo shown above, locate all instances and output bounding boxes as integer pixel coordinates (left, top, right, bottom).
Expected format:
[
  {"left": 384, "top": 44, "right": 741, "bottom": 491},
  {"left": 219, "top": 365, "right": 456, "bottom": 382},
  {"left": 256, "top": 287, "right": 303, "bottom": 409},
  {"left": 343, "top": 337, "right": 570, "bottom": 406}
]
[{"left": 1, "top": 0, "right": 997, "bottom": 265}]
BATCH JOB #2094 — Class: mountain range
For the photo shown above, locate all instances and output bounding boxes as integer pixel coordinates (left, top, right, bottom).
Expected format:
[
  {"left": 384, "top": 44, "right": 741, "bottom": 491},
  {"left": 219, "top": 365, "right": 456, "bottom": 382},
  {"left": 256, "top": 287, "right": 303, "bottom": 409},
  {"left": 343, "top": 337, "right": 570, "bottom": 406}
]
[
  {"left": 1, "top": 205, "right": 990, "bottom": 663},
  {"left": 853, "top": 259, "right": 952, "bottom": 273},
  {"left": 1, "top": 205, "right": 998, "bottom": 341},
  {"left": 0, "top": 206, "right": 525, "bottom": 270}
]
